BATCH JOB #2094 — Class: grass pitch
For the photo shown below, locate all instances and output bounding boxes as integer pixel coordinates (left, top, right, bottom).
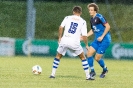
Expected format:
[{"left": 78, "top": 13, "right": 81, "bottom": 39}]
[{"left": 0, "top": 56, "right": 133, "bottom": 88}]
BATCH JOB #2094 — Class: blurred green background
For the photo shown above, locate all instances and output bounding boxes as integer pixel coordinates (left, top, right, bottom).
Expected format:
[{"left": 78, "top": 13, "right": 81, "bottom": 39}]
[{"left": 0, "top": 0, "right": 133, "bottom": 42}]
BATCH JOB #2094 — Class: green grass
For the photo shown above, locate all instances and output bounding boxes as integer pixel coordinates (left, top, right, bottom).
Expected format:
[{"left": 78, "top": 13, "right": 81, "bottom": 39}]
[
  {"left": 0, "top": 1, "right": 133, "bottom": 42},
  {"left": 0, "top": 56, "right": 133, "bottom": 88}
]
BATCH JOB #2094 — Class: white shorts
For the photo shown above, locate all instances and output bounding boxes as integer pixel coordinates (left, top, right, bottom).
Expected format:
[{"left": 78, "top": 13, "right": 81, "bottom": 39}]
[{"left": 57, "top": 44, "right": 83, "bottom": 56}]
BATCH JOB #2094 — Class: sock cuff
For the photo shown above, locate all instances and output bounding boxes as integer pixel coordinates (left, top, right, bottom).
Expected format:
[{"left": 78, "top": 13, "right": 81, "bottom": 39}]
[
  {"left": 54, "top": 58, "right": 60, "bottom": 61},
  {"left": 97, "top": 58, "right": 103, "bottom": 62},
  {"left": 87, "top": 56, "right": 93, "bottom": 59},
  {"left": 82, "top": 59, "right": 87, "bottom": 62}
]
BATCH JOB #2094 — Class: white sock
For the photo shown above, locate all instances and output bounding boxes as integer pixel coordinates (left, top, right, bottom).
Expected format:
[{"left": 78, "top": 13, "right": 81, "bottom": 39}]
[
  {"left": 85, "top": 70, "right": 90, "bottom": 79},
  {"left": 51, "top": 68, "right": 56, "bottom": 76},
  {"left": 82, "top": 59, "right": 90, "bottom": 79}
]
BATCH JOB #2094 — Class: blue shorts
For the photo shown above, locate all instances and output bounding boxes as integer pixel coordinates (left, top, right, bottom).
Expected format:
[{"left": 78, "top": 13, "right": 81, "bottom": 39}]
[{"left": 90, "top": 40, "right": 110, "bottom": 54}]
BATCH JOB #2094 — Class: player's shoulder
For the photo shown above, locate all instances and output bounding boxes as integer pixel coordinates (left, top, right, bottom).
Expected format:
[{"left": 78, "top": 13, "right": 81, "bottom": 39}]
[
  {"left": 79, "top": 17, "right": 86, "bottom": 23},
  {"left": 80, "top": 17, "right": 85, "bottom": 20},
  {"left": 96, "top": 13, "right": 104, "bottom": 19},
  {"left": 64, "top": 15, "right": 74, "bottom": 20},
  {"left": 82, "top": 19, "right": 86, "bottom": 24},
  {"left": 64, "top": 16, "right": 70, "bottom": 19}
]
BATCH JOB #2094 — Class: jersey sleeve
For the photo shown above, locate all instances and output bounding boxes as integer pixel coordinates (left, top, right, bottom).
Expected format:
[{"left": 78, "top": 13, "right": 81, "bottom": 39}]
[
  {"left": 81, "top": 21, "right": 87, "bottom": 36},
  {"left": 99, "top": 16, "right": 107, "bottom": 24},
  {"left": 60, "top": 16, "right": 68, "bottom": 27}
]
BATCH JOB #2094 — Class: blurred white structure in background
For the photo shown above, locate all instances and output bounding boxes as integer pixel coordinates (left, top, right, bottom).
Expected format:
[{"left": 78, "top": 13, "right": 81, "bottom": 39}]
[{"left": 0, "top": 37, "right": 15, "bottom": 56}]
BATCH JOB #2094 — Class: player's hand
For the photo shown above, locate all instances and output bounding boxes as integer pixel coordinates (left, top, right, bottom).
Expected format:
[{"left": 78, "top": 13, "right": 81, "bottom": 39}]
[
  {"left": 97, "top": 36, "right": 103, "bottom": 42},
  {"left": 80, "top": 36, "right": 83, "bottom": 41},
  {"left": 58, "top": 38, "right": 61, "bottom": 44},
  {"left": 86, "top": 46, "right": 89, "bottom": 50}
]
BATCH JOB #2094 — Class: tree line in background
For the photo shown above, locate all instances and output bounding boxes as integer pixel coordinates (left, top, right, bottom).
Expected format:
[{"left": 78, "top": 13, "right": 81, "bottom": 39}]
[
  {"left": 0, "top": 1, "right": 132, "bottom": 42},
  {"left": 1, "top": 0, "right": 133, "bottom": 4}
]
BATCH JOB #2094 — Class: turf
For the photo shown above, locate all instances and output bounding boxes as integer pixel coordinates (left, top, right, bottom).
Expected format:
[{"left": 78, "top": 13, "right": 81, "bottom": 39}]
[{"left": 0, "top": 56, "right": 133, "bottom": 88}]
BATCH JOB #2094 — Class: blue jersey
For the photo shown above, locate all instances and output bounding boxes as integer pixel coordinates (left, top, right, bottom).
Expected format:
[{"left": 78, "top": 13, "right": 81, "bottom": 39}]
[{"left": 90, "top": 13, "right": 111, "bottom": 42}]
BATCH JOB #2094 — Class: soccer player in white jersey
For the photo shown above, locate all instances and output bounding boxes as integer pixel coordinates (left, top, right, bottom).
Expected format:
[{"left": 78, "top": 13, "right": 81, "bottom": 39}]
[{"left": 49, "top": 6, "right": 94, "bottom": 80}]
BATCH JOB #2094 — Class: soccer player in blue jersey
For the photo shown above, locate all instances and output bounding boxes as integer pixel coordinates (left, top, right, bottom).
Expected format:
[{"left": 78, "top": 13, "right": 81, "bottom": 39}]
[{"left": 86, "top": 3, "right": 111, "bottom": 78}]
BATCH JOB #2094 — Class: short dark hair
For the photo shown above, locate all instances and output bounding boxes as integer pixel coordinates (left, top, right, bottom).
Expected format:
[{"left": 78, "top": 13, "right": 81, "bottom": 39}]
[
  {"left": 72, "top": 6, "right": 82, "bottom": 14},
  {"left": 87, "top": 3, "right": 99, "bottom": 12}
]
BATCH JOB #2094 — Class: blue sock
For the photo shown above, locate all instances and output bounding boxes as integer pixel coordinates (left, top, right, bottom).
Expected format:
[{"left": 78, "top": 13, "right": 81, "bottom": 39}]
[
  {"left": 51, "top": 58, "right": 60, "bottom": 76},
  {"left": 97, "top": 59, "right": 107, "bottom": 71},
  {"left": 82, "top": 59, "right": 90, "bottom": 78},
  {"left": 87, "top": 56, "right": 95, "bottom": 72},
  {"left": 82, "top": 59, "right": 89, "bottom": 70},
  {"left": 53, "top": 58, "right": 60, "bottom": 69}
]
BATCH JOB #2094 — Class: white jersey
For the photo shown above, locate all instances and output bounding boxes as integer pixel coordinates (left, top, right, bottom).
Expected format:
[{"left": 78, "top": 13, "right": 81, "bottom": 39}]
[{"left": 60, "top": 15, "right": 87, "bottom": 46}]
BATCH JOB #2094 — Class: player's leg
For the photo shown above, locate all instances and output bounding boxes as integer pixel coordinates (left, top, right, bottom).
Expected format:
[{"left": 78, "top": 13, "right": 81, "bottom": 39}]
[
  {"left": 78, "top": 52, "right": 94, "bottom": 80},
  {"left": 50, "top": 44, "right": 66, "bottom": 78},
  {"left": 86, "top": 46, "right": 96, "bottom": 77},
  {"left": 87, "top": 41, "right": 98, "bottom": 77},
  {"left": 95, "top": 42, "right": 110, "bottom": 78},
  {"left": 73, "top": 45, "right": 94, "bottom": 80},
  {"left": 49, "top": 53, "right": 62, "bottom": 78},
  {"left": 95, "top": 53, "right": 107, "bottom": 70},
  {"left": 95, "top": 53, "right": 108, "bottom": 78}
]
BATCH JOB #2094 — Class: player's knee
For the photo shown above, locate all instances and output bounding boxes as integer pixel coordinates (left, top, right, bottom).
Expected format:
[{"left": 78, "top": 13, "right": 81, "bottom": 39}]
[
  {"left": 95, "top": 57, "right": 100, "bottom": 61},
  {"left": 87, "top": 52, "right": 93, "bottom": 57},
  {"left": 87, "top": 50, "right": 95, "bottom": 57},
  {"left": 56, "top": 53, "right": 62, "bottom": 59},
  {"left": 78, "top": 55, "right": 84, "bottom": 60},
  {"left": 95, "top": 56, "right": 101, "bottom": 61}
]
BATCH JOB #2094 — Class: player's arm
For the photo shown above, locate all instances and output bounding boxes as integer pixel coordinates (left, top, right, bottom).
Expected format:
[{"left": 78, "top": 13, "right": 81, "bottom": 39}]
[
  {"left": 82, "top": 36, "right": 88, "bottom": 46},
  {"left": 80, "top": 29, "right": 93, "bottom": 41},
  {"left": 82, "top": 36, "right": 89, "bottom": 50},
  {"left": 58, "top": 16, "right": 67, "bottom": 43},
  {"left": 102, "top": 23, "right": 110, "bottom": 37},
  {"left": 97, "top": 23, "right": 110, "bottom": 41},
  {"left": 87, "top": 29, "right": 93, "bottom": 37},
  {"left": 81, "top": 21, "right": 89, "bottom": 50},
  {"left": 58, "top": 26, "right": 64, "bottom": 43}
]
